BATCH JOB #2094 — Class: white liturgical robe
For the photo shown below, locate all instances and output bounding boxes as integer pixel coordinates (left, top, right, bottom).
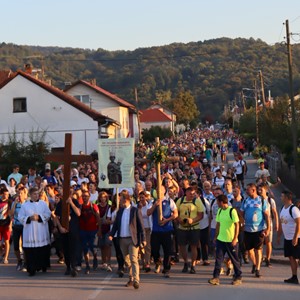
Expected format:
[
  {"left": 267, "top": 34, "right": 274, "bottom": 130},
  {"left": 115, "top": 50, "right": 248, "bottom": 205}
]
[{"left": 18, "top": 200, "right": 51, "bottom": 248}]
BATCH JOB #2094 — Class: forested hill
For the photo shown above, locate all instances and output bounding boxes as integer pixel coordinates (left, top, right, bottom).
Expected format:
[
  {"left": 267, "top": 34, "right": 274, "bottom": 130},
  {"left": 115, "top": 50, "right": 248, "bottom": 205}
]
[{"left": 1, "top": 37, "right": 300, "bottom": 121}]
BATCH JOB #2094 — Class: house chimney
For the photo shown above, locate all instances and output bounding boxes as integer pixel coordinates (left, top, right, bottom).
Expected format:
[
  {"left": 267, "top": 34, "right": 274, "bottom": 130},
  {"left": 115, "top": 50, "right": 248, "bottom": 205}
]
[
  {"left": 90, "top": 78, "right": 97, "bottom": 86},
  {"left": 24, "top": 63, "right": 32, "bottom": 74}
]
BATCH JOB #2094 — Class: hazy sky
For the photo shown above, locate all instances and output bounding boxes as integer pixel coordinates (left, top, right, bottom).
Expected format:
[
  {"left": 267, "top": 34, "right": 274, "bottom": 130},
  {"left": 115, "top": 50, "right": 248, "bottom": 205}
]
[{"left": 1, "top": 0, "right": 300, "bottom": 51}]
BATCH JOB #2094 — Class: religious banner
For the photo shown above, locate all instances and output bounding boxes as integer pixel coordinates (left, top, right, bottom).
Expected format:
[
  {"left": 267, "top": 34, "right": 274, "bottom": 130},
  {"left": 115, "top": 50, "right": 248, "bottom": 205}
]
[{"left": 98, "top": 138, "right": 135, "bottom": 188}]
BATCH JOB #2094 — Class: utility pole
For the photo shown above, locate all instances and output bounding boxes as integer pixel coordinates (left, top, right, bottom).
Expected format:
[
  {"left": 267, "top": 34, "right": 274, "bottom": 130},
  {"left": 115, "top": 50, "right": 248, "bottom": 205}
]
[
  {"left": 135, "top": 88, "right": 142, "bottom": 143},
  {"left": 286, "top": 19, "right": 298, "bottom": 175},
  {"left": 254, "top": 79, "right": 259, "bottom": 145},
  {"left": 258, "top": 70, "right": 266, "bottom": 107}
]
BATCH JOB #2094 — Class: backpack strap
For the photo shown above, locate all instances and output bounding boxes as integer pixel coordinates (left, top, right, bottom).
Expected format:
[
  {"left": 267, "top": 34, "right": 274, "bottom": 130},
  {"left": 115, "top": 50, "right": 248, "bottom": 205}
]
[
  {"left": 200, "top": 196, "right": 208, "bottom": 215},
  {"left": 280, "top": 204, "right": 296, "bottom": 219},
  {"left": 217, "top": 207, "right": 235, "bottom": 220},
  {"left": 289, "top": 204, "right": 296, "bottom": 219}
]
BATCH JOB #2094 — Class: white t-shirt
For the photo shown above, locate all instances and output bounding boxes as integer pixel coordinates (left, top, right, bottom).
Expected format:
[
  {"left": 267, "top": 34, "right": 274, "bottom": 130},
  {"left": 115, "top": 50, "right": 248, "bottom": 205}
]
[
  {"left": 140, "top": 202, "right": 152, "bottom": 229},
  {"left": 280, "top": 205, "right": 300, "bottom": 240},
  {"left": 89, "top": 191, "right": 98, "bottom": 203},
  {"left": 255, "top": 169, "right": 270, "bottom": 179},
  {"left": 200, "top": 198, "right": 210, "bottom": 230},
  {"left": 232, "top": 160, "right": 244, "bottom": 175},
  {"left": 120, "top": 205, "right": 131, "bottom": 238},
  {"left": 107, "top": 207, "right": 118, "bottom": 237}
]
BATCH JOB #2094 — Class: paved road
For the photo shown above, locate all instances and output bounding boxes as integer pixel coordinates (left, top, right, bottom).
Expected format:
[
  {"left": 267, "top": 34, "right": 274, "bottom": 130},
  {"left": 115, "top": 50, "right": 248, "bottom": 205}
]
[{"left": 0, "top": 256, "right": 299, "bottom": 300}]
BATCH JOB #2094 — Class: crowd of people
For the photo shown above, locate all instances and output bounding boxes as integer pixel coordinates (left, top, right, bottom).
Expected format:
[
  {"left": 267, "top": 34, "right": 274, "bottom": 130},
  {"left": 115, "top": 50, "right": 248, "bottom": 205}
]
[{"left": 0, "top": 128, "right": 299, "bottom": 288}]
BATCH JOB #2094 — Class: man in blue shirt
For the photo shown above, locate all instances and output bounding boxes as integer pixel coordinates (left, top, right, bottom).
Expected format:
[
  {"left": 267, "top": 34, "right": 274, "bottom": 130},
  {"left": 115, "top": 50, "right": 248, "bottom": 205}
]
[
  {"left": 240, "top": 183, "right": 270, "bottom": 278},
  {"left": 147, "top": 186, "right": 178, "bottom": 278}
]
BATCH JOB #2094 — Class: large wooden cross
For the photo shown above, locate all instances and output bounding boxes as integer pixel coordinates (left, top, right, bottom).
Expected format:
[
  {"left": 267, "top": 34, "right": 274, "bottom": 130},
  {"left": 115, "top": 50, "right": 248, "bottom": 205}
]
[{"left": 45, "top": 133, "right": 92, "bottom": 230}]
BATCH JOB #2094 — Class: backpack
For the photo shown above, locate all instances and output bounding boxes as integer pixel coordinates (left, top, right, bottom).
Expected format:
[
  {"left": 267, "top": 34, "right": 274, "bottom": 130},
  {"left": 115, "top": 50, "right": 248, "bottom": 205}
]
[
  {"left": 179, "top": 196, "right": 197, "bottom": 206},
  {"left": 280, "top": 204, "right": 299, "bottom": 219},
  {"left": 267, "top": 197, "right": 274, "bottom": 220},
  {"left": 240, "top": 160, "right": 247, "bottom": 174}
]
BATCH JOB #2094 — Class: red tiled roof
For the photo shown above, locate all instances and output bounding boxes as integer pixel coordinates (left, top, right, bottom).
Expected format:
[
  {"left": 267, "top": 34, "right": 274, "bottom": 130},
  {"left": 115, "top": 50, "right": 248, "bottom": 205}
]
[
  {"left": 0, "top": 71, "right": 117, "bottom": 125},
  {"left": 0, "top": 70, "right": 15, "bottom": 86},
  {"left": 140, "top": 109, "right": 172, "bottom": 123},
  {"left": 64, "top": 80, "right": 136, "bottom": 112},
  {"left": 149, "top": 102, "right": 176, "bottom": 115}
]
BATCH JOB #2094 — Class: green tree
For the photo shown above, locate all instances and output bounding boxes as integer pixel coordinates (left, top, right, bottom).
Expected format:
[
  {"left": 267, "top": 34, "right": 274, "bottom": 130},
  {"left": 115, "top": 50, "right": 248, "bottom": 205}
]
[
  {"left": 141, "top": 126, "right": 173, "bottom": 143},
  {"left": 172, "top": 90, "right": 200, "bottom": 125}
]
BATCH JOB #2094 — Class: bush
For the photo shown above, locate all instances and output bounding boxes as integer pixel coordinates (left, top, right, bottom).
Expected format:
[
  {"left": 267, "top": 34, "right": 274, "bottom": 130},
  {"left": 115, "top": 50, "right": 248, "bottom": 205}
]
[
  {"left": 142, "top": 126, "right": 173, "bottom": 143},
  {"left": 0, "top": 130, "right": 50, "bottom": 178},
  {"left": 252, "top": 145, "right": 269, "bottom": 159}
]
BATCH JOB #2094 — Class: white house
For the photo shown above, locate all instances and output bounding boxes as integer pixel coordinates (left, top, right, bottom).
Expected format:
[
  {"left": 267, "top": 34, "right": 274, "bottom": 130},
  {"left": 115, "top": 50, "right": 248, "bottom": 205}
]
[
  {"left": 148, "top": 103, "right": 176, "bottom": 133},
  {"left": 140, "top": 108, "right": 173, "bottom": 131},
  {"left": 64, "top": 80, "right": 139, "bottom": 141},
  {"left": 0, "top": 71, "right": 118, "bottom": 154}
]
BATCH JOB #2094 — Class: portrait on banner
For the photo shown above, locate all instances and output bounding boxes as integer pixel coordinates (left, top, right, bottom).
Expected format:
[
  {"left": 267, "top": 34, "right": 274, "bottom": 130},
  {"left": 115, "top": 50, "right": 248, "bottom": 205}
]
[{"left": 98, "top": 138, "right": 134, "bottom": 188}]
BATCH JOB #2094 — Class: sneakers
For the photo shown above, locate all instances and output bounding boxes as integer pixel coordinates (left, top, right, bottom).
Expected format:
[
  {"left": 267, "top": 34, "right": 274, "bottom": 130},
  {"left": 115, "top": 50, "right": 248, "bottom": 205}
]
[
  {"left": 182, "top": 262, "right": 189, "bottom": 273},
  {"left": 226, "top": 266, "right": 233, "bottom": 276},
  {"left": 71, "top": 269, "right": 78, "bottom": 277},
  {"left": 190, "top": 266, "right": 196, "bottom": 274},
  {"left": 75, "top": 265, "right": 81, "bottom": 272},
  {"left": 64, "top": 268, "right": 71, "bottom": 275},
  {"left": 133, "top": 280, "right": 140, "bottom": 289},
  {"left": 232, "top": 277, "right": 242, "bottom": 286},
  {"left": 118, "top": 268, "right": 124, "bottom": 278},
  {"left": 16, "top": 260, "right": 23, "bottom": 271},
  {"left": 265, "top": 259, "right": 272, "bottom": 267},
  {"left": 106, "top": 264, "right": 112, "bottom": 272},
  {"left": 164, "top": 271, "right": 170, "bottom": 278},
  {"left": 208, "top": 277, "right": 220, "bottom": 285},
  {"left": 284, "top": 277, "right": 299, "bottom": 284},
  {"left": 144, "top": 265, "right": 151, "bottom": 273},
  {"left": 85, "top": 265, "right": 90, "bottom": 274},
  {"left": 125, "top": 280, "right": 133, "bottom": 287},
  {"left": 92, "top": 258, "right": 98, "bottom": 270},
  {"left": 255, "top": 270, "right": 261, "bottom": 278},
  {"left": 154, "top": 263, "right": 161, "bottom": 273}
]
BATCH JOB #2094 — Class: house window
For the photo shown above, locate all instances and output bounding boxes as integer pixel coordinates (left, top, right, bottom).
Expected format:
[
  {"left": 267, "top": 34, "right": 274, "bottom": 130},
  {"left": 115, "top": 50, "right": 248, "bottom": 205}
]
[
  {"left": 74, "top": 94, "right": 90, "bottom": 104},
  {"left": 13, "top": 97, "right": 27, "bottom": 113}
]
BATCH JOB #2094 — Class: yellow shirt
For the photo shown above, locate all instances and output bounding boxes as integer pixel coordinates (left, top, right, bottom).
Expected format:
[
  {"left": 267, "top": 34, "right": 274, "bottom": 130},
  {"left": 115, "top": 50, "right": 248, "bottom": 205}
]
[{"left": 176, "top": 197, "right": 204, "bottom": 230}]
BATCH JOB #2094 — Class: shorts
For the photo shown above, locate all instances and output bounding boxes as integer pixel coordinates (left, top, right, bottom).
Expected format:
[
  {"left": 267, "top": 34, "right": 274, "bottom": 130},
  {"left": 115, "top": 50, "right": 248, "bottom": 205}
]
[
  {"left": 244, "top": 231, "right": 264, "bottom": 250},
  {"left": 284, "top": 239, "right": 300, "bottom": 259},
  {"left": 12, "top": 225, "right": 23, "bottom": 251},
  {"left": 0, "top": 225, "right": 11, "bottom": 241},
  {"left": 80, "top": 230, "right": 98, "bottom": 254},
  {"left": 236, "top": 173, "right": 244, "bottom": 181},
  {"left": 98, "top": 232, "right": 112, "bottom": 248},
  {"left": 177, "top": 229, "right": 200, "bottom": 246}
]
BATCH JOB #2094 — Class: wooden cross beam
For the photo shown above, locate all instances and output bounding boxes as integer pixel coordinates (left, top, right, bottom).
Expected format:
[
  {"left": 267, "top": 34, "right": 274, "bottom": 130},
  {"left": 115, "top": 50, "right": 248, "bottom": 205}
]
[{"left": 45, "top": 133, "right": 93, "bottom": 230}]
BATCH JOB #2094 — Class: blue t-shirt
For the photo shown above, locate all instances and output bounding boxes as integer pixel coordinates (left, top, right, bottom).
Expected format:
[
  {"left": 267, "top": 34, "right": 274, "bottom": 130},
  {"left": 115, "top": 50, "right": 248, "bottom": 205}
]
[
  {"left": 13, "top": 201, "right": 23, "bottom": 226},
  {"left": 152, "top": 199, "right": 175, "bottom": 232},
  {"left": 240, "top": 196, "right": 267, "bottom": 232}
]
